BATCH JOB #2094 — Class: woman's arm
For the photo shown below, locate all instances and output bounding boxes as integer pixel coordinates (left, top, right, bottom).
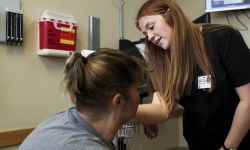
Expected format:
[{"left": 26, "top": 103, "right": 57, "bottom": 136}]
[
  {"left": 135, "top": 92, "right": 169, "bottom": 124},
  {"left": 223, "top": 82, "right": 250, "bottom": 149}
]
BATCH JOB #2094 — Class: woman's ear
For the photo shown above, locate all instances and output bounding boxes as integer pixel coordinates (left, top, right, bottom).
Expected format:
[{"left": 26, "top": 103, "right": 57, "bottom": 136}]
[{"left": 112, "top": 93, "right": 123, "bottom": 109}]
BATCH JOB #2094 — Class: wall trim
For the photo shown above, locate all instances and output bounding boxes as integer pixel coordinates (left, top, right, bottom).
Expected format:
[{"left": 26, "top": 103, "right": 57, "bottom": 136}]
[{"left": 0, "top": 128, "right": 34, "bottom": 148}]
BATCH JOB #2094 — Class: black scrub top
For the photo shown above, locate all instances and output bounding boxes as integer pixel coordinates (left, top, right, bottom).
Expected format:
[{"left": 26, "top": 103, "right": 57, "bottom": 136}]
[{"left": 179, "top": 24, "right": 250, "bottom": 150}]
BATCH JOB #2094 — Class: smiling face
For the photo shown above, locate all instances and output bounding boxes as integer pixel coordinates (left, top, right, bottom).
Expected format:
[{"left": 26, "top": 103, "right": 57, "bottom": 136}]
[{"left": 138, "top": 14, "right": 173, "bottom": 50}]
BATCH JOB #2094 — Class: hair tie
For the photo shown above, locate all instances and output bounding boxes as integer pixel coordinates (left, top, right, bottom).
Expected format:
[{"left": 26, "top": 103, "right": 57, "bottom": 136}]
[
  {"left": 81, "top": 49, "right": 95, "bottom": 57},
  {"left": 80, "top": 49, "right": 95, "bottom": 65}
]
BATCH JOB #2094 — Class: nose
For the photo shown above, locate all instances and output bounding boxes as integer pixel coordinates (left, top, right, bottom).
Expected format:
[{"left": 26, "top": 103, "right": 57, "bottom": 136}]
[{"left": 147, "top": 31, "right": 154, "bottom": 42}]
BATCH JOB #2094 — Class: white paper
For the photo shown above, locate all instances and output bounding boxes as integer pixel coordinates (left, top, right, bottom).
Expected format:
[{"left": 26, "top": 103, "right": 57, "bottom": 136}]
[{"left": 224, "top": 0, "right": 244, "bottom": 5}]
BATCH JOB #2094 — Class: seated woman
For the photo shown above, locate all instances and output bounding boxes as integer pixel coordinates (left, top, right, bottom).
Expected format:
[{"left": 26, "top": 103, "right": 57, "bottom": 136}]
[{"left": 19, "top": 49, "right": 144, "bottom": 150}]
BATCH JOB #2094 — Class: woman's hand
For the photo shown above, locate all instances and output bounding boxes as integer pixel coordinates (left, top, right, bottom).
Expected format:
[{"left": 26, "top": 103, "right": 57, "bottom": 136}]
[
  {"left": 152, "top": 92, "right": 162, "bottom": 104},
  {"left": 143, "top": 124, "right": 158, "bottom": 139}
]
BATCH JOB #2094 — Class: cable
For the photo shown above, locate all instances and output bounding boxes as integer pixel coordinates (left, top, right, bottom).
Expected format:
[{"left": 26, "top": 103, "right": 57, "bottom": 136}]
[
  {"left": 235, "top": 10, "right": 248, "bottom": 31},
  {"left": 112, "top": 0, "right": 127, "bottom": 39},
  {"left": 226, "top": 10, "right": 248, "bottom": 31},
  {"left": 120, "top": 0, "right": 126, "bottom": 10},
  {"left": 242, "top": 9, "right": 250, "bottom": 19}
]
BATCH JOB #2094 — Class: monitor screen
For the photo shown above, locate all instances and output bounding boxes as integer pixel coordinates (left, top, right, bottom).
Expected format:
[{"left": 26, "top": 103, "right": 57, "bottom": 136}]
[{"left": 205, "top": 0, "right": 250, "bottom": 12}]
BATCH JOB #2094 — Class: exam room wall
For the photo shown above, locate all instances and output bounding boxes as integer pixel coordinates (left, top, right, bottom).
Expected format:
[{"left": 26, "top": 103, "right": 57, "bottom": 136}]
[
  {"left": 0, "top": 0, "right": 146, "bottom": 148},
  {"left": 2, "top": 0, "right": 250, "bottom": 150}
]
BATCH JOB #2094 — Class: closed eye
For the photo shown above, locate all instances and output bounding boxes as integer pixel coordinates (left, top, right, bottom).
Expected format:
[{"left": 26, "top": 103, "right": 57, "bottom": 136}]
[
  {"left": 142, "top": 22, "right": 154, "bottom": 36},
  {"left": 149, "top": 25, "right": 154, "bottom": 30}
]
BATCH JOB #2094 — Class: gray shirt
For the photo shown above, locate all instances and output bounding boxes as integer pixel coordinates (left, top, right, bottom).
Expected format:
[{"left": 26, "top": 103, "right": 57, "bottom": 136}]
[{"left": 19, "top": 107, "right": 116, "bottom": 150}]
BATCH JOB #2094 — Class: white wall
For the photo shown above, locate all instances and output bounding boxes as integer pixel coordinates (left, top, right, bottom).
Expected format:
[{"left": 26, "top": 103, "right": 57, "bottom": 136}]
[{"left": 132, "top": 118, "right": 180, "bottom": 150}]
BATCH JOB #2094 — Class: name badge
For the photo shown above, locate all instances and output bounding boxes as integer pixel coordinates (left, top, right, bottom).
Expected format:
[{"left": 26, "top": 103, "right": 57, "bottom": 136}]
[{"left": 198, "top": 75, "right": 211, "bottom": 89}]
